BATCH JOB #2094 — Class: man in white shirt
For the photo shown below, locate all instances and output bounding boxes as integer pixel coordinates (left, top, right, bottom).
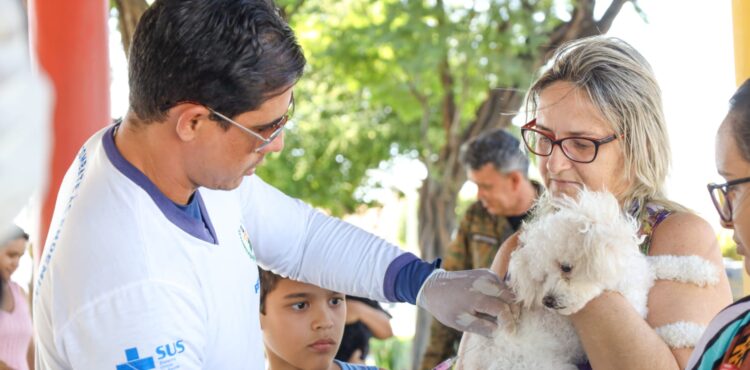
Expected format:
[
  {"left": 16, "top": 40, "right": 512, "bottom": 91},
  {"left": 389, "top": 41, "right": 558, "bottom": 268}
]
[{"left": 33, "top": 1, "right": 513, "bottom": 369}]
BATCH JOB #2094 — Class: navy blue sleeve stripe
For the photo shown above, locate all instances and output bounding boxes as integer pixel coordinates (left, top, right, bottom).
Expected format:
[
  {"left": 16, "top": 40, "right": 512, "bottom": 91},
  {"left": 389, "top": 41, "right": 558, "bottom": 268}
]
[
  {"left": 391, "top": 255, "right": 441, "bottom": 304},
  {"left": 383, "top": 253, "right": 418, "bottom": 302}
]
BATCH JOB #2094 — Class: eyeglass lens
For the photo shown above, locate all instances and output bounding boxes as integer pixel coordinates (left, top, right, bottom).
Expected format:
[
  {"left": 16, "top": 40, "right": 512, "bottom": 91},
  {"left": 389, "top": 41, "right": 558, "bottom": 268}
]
[
  {"left": 523, "top": 130, "right": 598, "bottom": 163},
  {"left": 710, "top": 187, "right": 731, "bottom": 221}
]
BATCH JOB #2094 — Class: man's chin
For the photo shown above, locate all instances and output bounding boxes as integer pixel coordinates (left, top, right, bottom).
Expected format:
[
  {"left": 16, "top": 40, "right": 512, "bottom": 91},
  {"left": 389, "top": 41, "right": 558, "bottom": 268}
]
[{"left": 245, "top": 159, "right": 264, "bottom": 176}]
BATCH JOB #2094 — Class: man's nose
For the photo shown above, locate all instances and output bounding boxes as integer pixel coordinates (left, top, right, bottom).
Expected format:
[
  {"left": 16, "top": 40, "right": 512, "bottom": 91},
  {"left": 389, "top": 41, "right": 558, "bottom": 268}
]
[{"left": 258, "top": 131, "right": 285, "bottom": 154}]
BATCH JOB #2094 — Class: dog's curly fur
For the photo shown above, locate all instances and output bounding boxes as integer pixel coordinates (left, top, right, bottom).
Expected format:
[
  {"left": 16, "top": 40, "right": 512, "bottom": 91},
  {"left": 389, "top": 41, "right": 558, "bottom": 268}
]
[{"left": 457, "top": 191, "right": 652, "bottom": 370}]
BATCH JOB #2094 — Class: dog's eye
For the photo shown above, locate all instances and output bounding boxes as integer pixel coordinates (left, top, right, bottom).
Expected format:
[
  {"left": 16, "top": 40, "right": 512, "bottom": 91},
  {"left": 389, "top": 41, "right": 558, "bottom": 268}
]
[{"left": 560, "top": 263, "right": 572, "bottom": 273}]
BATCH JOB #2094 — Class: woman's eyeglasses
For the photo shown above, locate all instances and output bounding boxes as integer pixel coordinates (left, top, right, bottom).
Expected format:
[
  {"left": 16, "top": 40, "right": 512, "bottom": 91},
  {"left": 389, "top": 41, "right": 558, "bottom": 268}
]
[
  {"left": 707, "top": 176, "right": 750, "bottom": 225},
  {"left": 520, "top": 119, "right": 619, "bottom": 164}
]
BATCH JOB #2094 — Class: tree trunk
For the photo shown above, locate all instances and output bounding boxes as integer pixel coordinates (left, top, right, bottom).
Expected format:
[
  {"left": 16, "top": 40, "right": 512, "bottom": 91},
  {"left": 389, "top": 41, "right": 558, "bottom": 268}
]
[
  {"left": 410, "top": 88, "right": 522, "bottom": 369},
  {"left": 411, "top": 177, "right": 458, "bottom": 369},
  {"left": 113, "top": 0, "right": 149, "bottom": 59}
]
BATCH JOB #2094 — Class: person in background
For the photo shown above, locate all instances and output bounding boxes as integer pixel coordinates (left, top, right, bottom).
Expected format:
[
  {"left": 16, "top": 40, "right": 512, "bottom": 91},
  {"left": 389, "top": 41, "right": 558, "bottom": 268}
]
[
  {"left": 0, "top": 226, "right": 33, "bottom": 370},
  {"left": 687, "top": 79, "right": 750, "bottom": 369},
  {"left": 259, "top": 268, "right": 382, "bottom": 370},
  {"left": 335, "top": 296, "right": 393, "bottom": 364},
  {"left": 421, "top": 129, "right": 541, "bottom": 369}
]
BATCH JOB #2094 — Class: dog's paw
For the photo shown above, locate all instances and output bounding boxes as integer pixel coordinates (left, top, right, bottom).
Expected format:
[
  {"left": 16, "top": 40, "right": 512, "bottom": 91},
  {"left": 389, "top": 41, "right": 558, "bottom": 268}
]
[{"left": 655, "top": 321, "right": 707, "bottom": 349}]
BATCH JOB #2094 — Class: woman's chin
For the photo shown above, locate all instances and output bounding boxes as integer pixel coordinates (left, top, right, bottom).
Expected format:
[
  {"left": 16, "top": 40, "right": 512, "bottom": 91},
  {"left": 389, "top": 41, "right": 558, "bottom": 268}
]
[{"left": 550, "top": 187, "right": 580, "bottom": 199}]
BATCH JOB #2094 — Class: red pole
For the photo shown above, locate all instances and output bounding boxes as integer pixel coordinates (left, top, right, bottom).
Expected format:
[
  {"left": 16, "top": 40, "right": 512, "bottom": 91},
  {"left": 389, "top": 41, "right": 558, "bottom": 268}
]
[{"left": 28, "top": 0, "right": 110, "bottom": 258}]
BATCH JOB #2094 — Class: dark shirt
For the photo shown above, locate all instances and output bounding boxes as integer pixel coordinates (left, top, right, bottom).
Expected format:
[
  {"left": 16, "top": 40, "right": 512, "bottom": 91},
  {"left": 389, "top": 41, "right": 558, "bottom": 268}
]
[{"left": 335, "top": 296, "right": 390, "bottom": 362}]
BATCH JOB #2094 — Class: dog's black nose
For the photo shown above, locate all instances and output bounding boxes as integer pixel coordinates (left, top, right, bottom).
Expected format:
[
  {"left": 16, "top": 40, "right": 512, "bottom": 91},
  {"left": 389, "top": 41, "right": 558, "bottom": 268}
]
[{"left": 543, "top": 295, "right": 557, "bottom": 308}]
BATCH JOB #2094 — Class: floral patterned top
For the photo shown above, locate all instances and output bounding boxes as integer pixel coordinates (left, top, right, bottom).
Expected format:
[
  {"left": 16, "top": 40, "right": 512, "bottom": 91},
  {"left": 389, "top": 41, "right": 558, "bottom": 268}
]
[{"left": 627, "top": 199, "right": 675, "bottom": 255}]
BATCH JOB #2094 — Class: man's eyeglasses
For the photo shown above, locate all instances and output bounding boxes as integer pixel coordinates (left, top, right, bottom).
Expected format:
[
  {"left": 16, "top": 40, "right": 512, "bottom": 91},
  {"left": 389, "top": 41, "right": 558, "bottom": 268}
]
[
  {"left": 208, "top": 94, "right": 294, "bottom": 153},
  {"left": 521, "top": 119, "right": 619, "bottom": 164},
  {"left": 707, "top": 176, "right": 750, "bottom": 224}
]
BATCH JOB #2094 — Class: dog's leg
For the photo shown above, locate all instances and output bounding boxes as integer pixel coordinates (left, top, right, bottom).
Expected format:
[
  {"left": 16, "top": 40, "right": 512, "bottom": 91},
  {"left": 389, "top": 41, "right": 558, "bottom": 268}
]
[
  {"left": 654, "top": 321, "right": 707, "bottom": 349},
  {"left": 648, "top": 255, "right": 719, "bottom": 287}
]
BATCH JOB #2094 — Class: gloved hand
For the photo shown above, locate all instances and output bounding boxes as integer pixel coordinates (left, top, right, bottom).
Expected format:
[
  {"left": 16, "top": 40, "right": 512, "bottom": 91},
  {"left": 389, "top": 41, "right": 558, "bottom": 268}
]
[{"left": 417, "top": 268, "right": 517, "bottom": 337}]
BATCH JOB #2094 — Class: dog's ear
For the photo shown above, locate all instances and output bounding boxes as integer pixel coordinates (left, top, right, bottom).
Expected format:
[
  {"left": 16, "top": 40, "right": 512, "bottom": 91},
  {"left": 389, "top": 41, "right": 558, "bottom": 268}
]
[
  {"left": 509, "top": 243, "right": 544, "bottom": 307},
  {"left": 579, "top": 194, "right": 642, "bottom": 284}
]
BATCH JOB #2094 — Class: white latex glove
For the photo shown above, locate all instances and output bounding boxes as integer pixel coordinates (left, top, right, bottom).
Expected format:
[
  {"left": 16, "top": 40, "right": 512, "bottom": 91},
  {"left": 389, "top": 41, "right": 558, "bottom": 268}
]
[{"left": 417, "top": 268, "right": 517, "bottom": 337}]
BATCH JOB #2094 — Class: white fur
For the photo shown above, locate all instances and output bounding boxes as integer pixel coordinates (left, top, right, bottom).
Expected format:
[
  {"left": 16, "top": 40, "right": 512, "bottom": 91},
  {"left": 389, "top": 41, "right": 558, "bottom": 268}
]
[
  {"left": 456, "top": 190, "right": 718, "bottom": 369},
  {"left": 654, "top": 321, "right": 707, "bottom": 349},
  {"left": 457, "top": 191, "right": 651, "bottom": 370},
  {"left": 457, "top": 190, "right": 719, "bottom": 370},
  {"left": 648, "top": 255, "right": 719, "bottom": 287}
]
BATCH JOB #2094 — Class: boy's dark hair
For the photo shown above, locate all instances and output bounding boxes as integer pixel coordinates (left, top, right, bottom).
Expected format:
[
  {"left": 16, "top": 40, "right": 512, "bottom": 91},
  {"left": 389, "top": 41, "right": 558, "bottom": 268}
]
[
  {"left": 128, "top": 0, "right": 306, "bottom": 126},
  {"left": 459, "top": 129, "right": 529, "bottom": 175},
  {"left": 258, "top": 267, "right": 283, "bottom": 315},
  {"left": 730, "top": 79, "right": 750, "bottom": 163}
]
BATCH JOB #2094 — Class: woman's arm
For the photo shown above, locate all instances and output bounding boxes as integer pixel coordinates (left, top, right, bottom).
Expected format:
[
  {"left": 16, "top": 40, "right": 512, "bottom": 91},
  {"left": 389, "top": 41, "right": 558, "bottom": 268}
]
[{"left": 570, "top": 212, "right": 732, "bottom": 370}]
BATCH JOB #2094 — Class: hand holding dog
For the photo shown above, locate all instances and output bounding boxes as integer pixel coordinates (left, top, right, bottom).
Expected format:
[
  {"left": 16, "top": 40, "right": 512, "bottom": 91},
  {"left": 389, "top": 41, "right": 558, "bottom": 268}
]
[{"left": 417, "top": 268, "right": 518, "bottom": 337}]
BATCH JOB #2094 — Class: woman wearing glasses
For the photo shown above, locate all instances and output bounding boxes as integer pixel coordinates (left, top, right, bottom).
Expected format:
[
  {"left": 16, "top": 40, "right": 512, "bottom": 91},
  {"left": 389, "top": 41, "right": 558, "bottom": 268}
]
[
  {"left": 687, "top": 79, "right": 750, "bottom": 370},
  {"left": 458, "top": 36, "right": 732, "bottom": 369}
]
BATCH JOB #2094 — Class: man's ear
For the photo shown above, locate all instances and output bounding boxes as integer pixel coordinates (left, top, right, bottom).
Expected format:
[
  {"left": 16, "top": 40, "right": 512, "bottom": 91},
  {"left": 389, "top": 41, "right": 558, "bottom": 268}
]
[
  {"left": 508, "top": 171, "right": 523, "bottom": 190},
  {"left": 173, "top": 104, "right": 210, "bottom": 142}
]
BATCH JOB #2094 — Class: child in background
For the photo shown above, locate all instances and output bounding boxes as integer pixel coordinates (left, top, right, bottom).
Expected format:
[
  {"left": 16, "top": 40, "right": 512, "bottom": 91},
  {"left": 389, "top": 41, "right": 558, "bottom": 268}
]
[{"left": 259, "top": 268, "right": 381, "bottom": 370}]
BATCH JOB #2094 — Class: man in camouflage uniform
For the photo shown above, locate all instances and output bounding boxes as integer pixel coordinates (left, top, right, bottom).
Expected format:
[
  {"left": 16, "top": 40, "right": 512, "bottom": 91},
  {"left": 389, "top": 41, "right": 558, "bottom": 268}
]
[{"left": 420, "top": 129, "right": 542, "bottom": 369}]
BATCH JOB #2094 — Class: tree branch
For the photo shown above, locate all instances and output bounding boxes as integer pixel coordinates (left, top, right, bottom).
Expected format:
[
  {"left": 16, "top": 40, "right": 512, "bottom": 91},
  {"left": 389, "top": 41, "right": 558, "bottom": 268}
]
[
  {"left": 113, "top": 0, "right": 150, "bottom": 59},
  {"left": 597, "top": 0, "right": 630, "bottom": 33},
  {"left": 544, "top": 0, "right": 631, "bottom": 61},
  {"left": 406, "top": 79, "right": 434, "bottom": 163},
  {"left": 279, "top": 0, "right": 307, "bottom": 21},
  {"left": 433, "top": 0, "right": 458, "bottom": 163}
]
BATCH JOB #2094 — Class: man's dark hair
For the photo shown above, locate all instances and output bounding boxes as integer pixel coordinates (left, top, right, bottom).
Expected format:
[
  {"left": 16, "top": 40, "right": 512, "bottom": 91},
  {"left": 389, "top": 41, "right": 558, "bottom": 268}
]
[
  {"left": 730, "top": 79, "right": 750, "bottom": 163},
  {"left": 128, "top": 0, "right": 306, "bottom": 125},
  {"left": 258, "top": 267, "right": 283, "bottom": 315},
  {"left": 459, "top": 129, "right": 529, "bottom": 175}
]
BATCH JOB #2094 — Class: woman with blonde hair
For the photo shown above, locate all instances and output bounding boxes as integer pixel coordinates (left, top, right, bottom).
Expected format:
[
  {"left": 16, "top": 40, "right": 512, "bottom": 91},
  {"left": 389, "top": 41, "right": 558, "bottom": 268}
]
[{"left": 459, "top": 36, "right": 732, "bottom": 369}]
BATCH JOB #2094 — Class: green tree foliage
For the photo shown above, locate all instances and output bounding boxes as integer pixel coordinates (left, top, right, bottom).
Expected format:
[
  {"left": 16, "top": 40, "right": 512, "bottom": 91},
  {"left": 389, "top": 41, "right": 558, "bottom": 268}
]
[{"left": 260, "top": 0, "right": 562, "bottom": 216}]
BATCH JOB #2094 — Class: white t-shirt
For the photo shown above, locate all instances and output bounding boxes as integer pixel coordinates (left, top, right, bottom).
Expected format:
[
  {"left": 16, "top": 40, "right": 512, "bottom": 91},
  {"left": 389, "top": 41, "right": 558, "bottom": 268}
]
[{"left": 34, "top": 125, "right": 405, "bottom": 369}]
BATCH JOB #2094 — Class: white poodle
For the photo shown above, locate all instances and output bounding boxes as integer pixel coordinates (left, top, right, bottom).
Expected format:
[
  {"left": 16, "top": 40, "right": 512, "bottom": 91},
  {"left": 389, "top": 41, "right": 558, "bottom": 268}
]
[{"left": 455, "top": 190, "right": 718, "bottom": 370}]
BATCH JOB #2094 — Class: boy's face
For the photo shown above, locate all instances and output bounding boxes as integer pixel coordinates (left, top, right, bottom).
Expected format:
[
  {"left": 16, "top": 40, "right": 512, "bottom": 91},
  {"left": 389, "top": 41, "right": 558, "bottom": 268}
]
[{"left": 260, "top": 278, "right": 346, "bottom": 370}]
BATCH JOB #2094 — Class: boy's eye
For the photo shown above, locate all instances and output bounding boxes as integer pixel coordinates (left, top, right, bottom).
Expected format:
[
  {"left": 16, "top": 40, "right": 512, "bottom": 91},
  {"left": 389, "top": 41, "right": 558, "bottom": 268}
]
[
  {"left": 291, "top": 302, "right": 308, "bottom": 311},
  {"left": 330, "top": 297, "right": 343, "bottom": 306}
]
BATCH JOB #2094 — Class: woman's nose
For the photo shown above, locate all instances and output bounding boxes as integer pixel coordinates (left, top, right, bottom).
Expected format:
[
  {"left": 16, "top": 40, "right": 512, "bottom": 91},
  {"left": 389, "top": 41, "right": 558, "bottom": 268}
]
[{"left": 545, "top": 144, "right": 572, "bottom": 174}]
